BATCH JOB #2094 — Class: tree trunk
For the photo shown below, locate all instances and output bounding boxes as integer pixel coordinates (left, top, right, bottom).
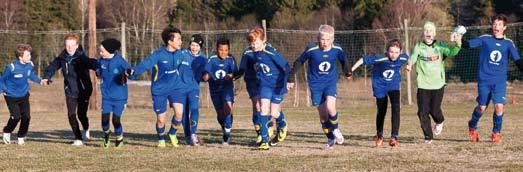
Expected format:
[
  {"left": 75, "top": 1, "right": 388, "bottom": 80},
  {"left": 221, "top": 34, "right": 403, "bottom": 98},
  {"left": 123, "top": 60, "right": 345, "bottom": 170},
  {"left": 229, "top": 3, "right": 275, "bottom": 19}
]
[{"left": 88, "top": 0, "right": 99, "bottom": 110}]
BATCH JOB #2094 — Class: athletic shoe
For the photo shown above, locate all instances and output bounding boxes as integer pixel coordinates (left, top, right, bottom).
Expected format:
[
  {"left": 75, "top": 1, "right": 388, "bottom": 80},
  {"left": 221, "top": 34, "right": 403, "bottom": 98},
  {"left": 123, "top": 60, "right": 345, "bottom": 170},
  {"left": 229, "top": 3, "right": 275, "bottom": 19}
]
[
  {"left": 268, "top": 126, "right": 275, "bottom": 140},
  {"left": 258, "top": 142, "right": 270, "bottom": 150},
  {"left": 277, "top": 127, "right": 288, "bottom": 142},
  {"left": 102, "top": 131, "right": 112, "bottom": 148},
  {"left": 255, "top": 134, "right": 262, "bottom": 145},
  {"left": 157, "top": 140, "right": 166, "bottom": 148},
  {"left": 72, "top": 140, "right": 84, "bottom": 146},
  {"left": 491, "top": 133, "right": 501, "bottom": 144},
  {"left": 2, "top": 133, "right": 11, "bottom": 144},
  {"left": 325, "top": 138, "right": 335, "bottom": 150},
  {"left": 191, "top": 134, "right": 200, "bottom": 146},
  {"left": 424, "top": 139, "right": 432, "bottom": 144},
  {"left": 468, "top": 128, "right": 479, "bottom": 142},
  {"left": 115, "top": 139, "right": 124, "bottom": 148},
  {"left": 168, "top": 134, "right": 179, "bottom": 148},
  {"left": 82, "top": 129, "right": 91, "bottom": 140},
  {"left": 433, "top": 122, "right": 444, "bottom": 136},
  {"left": 374, "top": 135, "right": 384, "bottom": 147},
  {"left": 222, "top": 131, "right": 231, "bottom": 145},
  {"left": 332, "top": 129, "right": 344, "bottom": 144},
  {"left": 389, "top": 138, "right": 399, "bottom": 147},
  {"left": 17, "top": 137, "right": 25, "bottom": 145}
]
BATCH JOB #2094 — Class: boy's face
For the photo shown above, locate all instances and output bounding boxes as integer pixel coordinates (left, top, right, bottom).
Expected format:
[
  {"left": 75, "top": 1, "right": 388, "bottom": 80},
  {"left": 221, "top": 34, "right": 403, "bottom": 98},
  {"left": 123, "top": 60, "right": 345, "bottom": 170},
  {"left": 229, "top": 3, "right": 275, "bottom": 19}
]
[
  {"left": 65, "top": 39, "right": 79, "bottom": 55},
  {"left": 190, "top": 42, "right": 201, "bottom": 55},
  {"left": 99, "top": 45, "right": 112, "bottom": 59},
  {"left": 492, "top": 19, "right": 506, "bottom": 37},
  {"left": 423, "top": 28, "right": 435, "bottom": 44},
  {"left": 168, "top": 33, "right": 183, "bottom": 50},
  {"left": 249, "top": 38, "right": 263, "bottom": 52},
  {"left": 319, "top": 33, "right": 334, "bottom": 50},
  {"left": 20, "top": 51, "right": 31, "bottom": 63},
  {"left": 387, "top": 46, "right": 401, "bottom": 61},
  {"left": 217, "top": 44, "right": 229, "bottom": 59}
]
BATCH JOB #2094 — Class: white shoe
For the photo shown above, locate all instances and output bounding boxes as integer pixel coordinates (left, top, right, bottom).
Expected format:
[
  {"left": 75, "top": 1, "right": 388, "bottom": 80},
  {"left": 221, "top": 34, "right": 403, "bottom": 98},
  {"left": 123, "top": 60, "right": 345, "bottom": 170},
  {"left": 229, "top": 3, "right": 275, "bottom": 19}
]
[
  {"left": 424, "top": 139, "right": 432, "bottom": 144},
  {"left": 72, "top": 140, "right": 84, "bottom": 146},
  {"left": 325, "top": 138, "right": 335, "bottom": 150},
  {"left": 82, "top": 130, "right": 91, "bottom": 140},
  {"left": 332, "top": 129, "right": 345, "bottom": 144},
  {"left": 191, "top": 134, "right": 200, "bottom": 146},
  {"left": 3, "top": 133, "right": 11, "bottom": 144},
  {"left": 433, "top": 123, "right": 444, "bottom": 136},
  {"left": 18, "top": 137, "right": 25, "bottom": 145}
]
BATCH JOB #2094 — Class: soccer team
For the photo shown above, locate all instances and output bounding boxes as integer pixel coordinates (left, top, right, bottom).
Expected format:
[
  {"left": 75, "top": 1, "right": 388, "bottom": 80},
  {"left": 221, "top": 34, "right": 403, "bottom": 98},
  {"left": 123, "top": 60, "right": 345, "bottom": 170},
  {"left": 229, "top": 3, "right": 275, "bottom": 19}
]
[{"left": 1, "top": 14, "right": 521, "bottom": 150}]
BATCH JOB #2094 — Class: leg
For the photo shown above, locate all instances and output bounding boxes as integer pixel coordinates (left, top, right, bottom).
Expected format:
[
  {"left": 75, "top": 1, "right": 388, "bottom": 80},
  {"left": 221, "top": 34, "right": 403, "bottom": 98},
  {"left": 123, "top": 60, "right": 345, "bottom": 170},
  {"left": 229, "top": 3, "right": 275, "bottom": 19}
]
[
  {"left": 18, "top": 95, "right": 31, "bottom": 138},
  {"left": 389, "top": 90, "right": 400, "bottom": 139},
  {"left": 77, "top": 95, "right": 90, "bottom": 131},
  {"left": 430, "top": 87, "right": 445, "bottom": 124},
  {"left": 375, "top": 96, "right": 388, "bottom": 137},
  {"left": 417, "top": 89, "right": 433, "bottom": 140},
  {"left": 3, "top": 96, "right": 22, "bottom": 136},
  {"left": 65, "top": 96, "right": 82, "bottom": 140}
]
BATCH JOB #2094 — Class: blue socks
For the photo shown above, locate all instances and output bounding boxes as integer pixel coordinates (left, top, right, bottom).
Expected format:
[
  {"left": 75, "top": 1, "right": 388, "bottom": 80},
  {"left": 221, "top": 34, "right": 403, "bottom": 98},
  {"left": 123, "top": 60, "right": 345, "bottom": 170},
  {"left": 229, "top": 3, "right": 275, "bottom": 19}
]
[
  {"left": 259, "top": 115, "right": 270, "bottom": 143},
  {"left": 276, "top": 111, "right": 287, "bottom": 130},
  {"left": 493, "top": 113, "right": 503, "bottom": 133},
  {"left": 329, "top": 113, "right": 339, "bottom": 130},
  {"left": 321, "top": 121, "right": 335, "bottom": 140},
  {"left": 224, "top": 114, "right": 233, "bottom": 130},
  {"left": 468, "top": 108, "right": 483, "bottom": 130},
  {"left": 156, "top": 125, "right": 166, "bottom": 140},
  {"left": 168, "top": 116, "right": 182, "bottom": 135}
]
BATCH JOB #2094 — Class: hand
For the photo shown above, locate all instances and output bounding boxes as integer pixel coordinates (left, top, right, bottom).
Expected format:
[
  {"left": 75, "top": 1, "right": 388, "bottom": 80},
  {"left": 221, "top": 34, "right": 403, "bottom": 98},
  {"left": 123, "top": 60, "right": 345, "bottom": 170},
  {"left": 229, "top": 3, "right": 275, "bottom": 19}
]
[
  {"left": 225, "top": 73, "right": 234, "bottom": 81},
  {"left": 125, "top": 69, "right": 134, "bottom": 76},
  {"left": 40, "top": 79, "right": 48, "bottom": 86},
  {"left": 116, "top": 73, "right": 128, "bottom": 85},
  {"left": 202, "top": 73, "right": 210, "bottom": 82},
  {"left": 405, "top": 65, "right": 412, "bottom": 72},
  {"left": 287, "top": 82, "right": 295, "bottom": 90},
  {"left": 344, "top": 71, "right": 352, "bottom": 80}
]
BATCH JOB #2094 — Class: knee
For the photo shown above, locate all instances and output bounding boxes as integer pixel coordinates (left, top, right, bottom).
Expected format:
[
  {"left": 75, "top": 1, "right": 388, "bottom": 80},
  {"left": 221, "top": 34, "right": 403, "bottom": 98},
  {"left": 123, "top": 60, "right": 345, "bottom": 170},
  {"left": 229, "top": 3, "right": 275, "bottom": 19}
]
[
  {"left": 10, "top": 114, "right": 21, "bottom": 121},
  {"left": 494, "top": 104, "right": 504, "bottom": 115},
  {"left": 476, "top": 106, "right": 487, "bottom": 113}
]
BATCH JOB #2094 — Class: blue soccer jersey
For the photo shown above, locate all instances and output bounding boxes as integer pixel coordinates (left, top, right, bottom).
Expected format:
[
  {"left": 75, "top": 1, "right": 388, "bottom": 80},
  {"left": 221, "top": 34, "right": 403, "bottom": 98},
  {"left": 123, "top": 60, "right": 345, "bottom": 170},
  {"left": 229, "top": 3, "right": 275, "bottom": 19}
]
[
  {"left": 296, "top": 43, "right": 349, "bottom": 85},
  {"left": 253, "top": 44, "right": 290, "bottom": 89},
  {"left": 467, "top": 35, "right": 520, "bottom": 84},
  {"left": 0, "top": 60, "right": 41, "bottom": 98},
  {"left": 98, "top": 53, "right": 131, "bottom": 102},
  {"left": 204, "top": 54, "right": 238, "bottom": 92},
  {"left": 363, "top": 53, "right": 409, "bottom": 98},
  {"left": 190, "top": 51, "right": 207, "bottom": 85}
]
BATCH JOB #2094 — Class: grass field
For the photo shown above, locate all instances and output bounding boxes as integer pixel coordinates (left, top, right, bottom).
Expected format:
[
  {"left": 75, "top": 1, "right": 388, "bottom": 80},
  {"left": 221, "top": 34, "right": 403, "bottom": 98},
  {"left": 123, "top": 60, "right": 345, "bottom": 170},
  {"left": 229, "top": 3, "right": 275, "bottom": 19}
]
[{"left": 0, "top": 103, "right": 522, "bottom": 171}]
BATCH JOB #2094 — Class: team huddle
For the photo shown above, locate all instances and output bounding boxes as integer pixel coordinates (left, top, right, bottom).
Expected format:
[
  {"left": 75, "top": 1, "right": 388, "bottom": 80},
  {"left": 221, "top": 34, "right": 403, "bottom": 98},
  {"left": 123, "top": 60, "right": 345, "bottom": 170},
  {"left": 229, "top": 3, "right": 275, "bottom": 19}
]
[{"left": 1, "top": 14, "right": 521, "bottom": 150}]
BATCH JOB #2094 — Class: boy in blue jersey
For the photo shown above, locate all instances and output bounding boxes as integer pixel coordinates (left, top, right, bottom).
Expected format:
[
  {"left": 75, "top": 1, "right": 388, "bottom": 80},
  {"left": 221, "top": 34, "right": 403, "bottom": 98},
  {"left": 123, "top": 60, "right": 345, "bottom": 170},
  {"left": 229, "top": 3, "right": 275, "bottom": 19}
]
[
  {"left": 2, "top": 44, "right": 47, "bottom": 145},
  {"left": 202, "top": 38, "right": 238, "bottom": 145},
  {"left": 181, "top": 34, "right": 206, "bottom": 146},
  {"left": 288, "top": 25, "right": 351, "bottom": 149},
  {"left": 352, "top": 39, "right": 408, "bottom": 147},
  {"left": 238, "top": 28, "right": 287, "bottom": 145},
  {"left": 97, "top": 38, "right": 131, "bottom": 148},
  {"left": 126, "top": 26, "right": 194, "bottom": 148},
  {"left": 244, "top": 28, "right": 290, "bottom": 150},
  {"left": 462, "top": 15, "right": 523, "bottom": 144}
]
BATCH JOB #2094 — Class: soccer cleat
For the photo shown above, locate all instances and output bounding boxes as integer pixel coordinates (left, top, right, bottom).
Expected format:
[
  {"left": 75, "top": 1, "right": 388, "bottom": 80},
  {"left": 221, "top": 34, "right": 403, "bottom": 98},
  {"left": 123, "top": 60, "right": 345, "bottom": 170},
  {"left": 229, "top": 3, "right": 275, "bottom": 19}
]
[
  {"left": 277, "top": 127, "right": 288, "bottom": 142},
  {"left": 255, "top": 134, "right": 262, "bottom": 145},
  {"left": 115, "top": 139, "right": 124, "bottom": 148},
  {"left": 468, "top": 129, "right": 479, "bottom": 142},
  {"left": 157, "top": 140, "right": 166, "bottom": 148},
  {"left": 258, "top": 142, "right": 270, "bottom": 150},
  {"left": 222, "top": 131, "right": 231, "bottom": 145},
  {"left": 168, "top": 134, "right": 179, "bottom": 148},
  {"left": 268, "top": 126, "right": 275, "bottom": 140},
  {"left": 389, "top": 138, "right": 399, "bottom": 147},
  {"left": 325, "top": 138, "right": 336, "bottom": 150},
  {"left": 82, "top": 129, "right": 91, "bottom": 140},
  {"left": 424, "top": 139, "right": 432, "bottom": 144},
  {"left": 3, "top": 133, "right": 11, "bottom": 144},
  {"left": 433, "top": 122, "right": 444, "bottom": 136},
  {"left": 332, "top": 129, "right": 344, "bottom": 145},
  {"left": 17, "top": 137, "right": 25, "bottom": 145},
  {"left": 374, "top": 136, "right": 384, "bottom": 147},
  {"left": 191, "top": 134, "right": 200, "bottom": 146},
  {"left": 72, "top": 140, "right": 84, "bottom": 146},
  {"left": 491, "top": 133, "right": 501, "bottom": 144},
  {"left": 102, "top": 131, "right": 112, "bottom": 148}
]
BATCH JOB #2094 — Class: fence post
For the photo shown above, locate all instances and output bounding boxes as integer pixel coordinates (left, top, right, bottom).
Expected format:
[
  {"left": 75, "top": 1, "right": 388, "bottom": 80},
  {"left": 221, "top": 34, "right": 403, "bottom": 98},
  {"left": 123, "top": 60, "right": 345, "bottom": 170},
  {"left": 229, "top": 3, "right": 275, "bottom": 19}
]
[
  {"left": 404, "top": 19, "right": 413, "bottom": 105},
  {"left": 121, "top": 22, "right": 127, "bottom": 58}
]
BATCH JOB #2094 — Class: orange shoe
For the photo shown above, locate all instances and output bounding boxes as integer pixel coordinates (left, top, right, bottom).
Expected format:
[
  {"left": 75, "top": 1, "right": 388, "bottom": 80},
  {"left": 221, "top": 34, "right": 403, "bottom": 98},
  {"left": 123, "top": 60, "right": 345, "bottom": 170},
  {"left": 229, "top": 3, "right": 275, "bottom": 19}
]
[
  {"left": 469, "top": 129, "right": 479, "bottom": 142},
  {"left": 389, "top": 138, "right": 398, "bottom": 147},
  {"left": 374, "top": 136, "right": 384, "bottom": 147},
  {"left": 491, "top": 133, "right": 501, "bottom": 144}
]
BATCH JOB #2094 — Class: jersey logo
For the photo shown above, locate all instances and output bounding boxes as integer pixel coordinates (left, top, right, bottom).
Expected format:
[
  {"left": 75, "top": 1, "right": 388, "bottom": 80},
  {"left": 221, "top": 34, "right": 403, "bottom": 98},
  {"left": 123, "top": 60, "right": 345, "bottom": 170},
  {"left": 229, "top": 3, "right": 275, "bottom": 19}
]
[
  {"left": 161, "top": 61, "right": 169, "bottom": 64},
  {"left": 101, "top": 64, "right": 107, "bottom": 69},
  {"left": 113, "top": 68, "right": 119, "bottom": 74},
  {"left": 489, "top": 50, "right": 502, "bottom": 65},
  {"left": 215, "top": 69, "right": 226, "bottom": 79},
  {"left": 259, "top": 63, "right": 271, "bottom": 73},
  {"left": 14, "top": 73, "right": 23, "bottom": 78},
  {"left": 495, "top": 43, "right": 501, "bottom": 46},
  {"left": 318, "top": 61, "right": 331, "bottom": 72},
  {"left": 382, "top": 70, "right": 395, "bottom": 81}
]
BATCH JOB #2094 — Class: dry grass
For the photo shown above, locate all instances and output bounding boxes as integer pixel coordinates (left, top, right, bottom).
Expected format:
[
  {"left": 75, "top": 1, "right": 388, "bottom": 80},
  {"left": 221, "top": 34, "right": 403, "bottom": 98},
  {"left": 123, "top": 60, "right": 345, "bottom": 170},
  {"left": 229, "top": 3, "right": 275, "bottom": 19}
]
[{"left": 0, "top": 102, "right": 522, "bottom": 171}]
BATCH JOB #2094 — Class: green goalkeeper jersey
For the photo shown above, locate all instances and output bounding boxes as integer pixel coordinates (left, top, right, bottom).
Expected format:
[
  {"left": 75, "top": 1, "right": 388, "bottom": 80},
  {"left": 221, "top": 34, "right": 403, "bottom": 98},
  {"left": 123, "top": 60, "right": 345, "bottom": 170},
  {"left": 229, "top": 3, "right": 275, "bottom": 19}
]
[{"left": 410, "top": 40, "right": 461, "bottom": 90}]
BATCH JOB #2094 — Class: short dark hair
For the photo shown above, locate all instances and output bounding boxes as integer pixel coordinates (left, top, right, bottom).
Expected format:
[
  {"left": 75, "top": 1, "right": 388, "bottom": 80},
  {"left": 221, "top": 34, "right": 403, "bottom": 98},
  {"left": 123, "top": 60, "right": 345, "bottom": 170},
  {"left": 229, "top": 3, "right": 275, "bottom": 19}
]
[
  {"left": 15, "top": 43, "right": 32, "bottom": 57},
  {"left": 161, "top": 26, "right": 182, "bottom": 45},
  {"left": 386, "top": 39, "right": 402, "bottom": 51},
  {"left": 491, "top": 14, "right": 508, "bottom": 26},
  {"left": 216, "top": 38, "right": 230, "bottom": 49}
]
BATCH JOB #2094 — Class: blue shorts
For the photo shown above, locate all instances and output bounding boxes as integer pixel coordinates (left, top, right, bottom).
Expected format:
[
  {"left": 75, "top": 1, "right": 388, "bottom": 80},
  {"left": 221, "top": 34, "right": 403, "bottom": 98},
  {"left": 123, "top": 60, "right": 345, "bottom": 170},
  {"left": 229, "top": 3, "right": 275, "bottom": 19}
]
[
  {"left": 210, "top": 87, "right": 234, "bottom": 110},
  {"left": 259, "top": 86, "right": 286, "bottom": 104},
  {"left": 477, "top": 82, "right": 506, "bottom": 105},
  {"left": 102, "top": 100, "right": 127, "bottom": 116},
  {"left": 309, "top": 83, "right": 337, "bottom": 106},
  {"left": 152, "top": 90, "right": 190, "bottom": 115},
  {"left": 245, "top": 80, "right": 259, "bottom": 98}
]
